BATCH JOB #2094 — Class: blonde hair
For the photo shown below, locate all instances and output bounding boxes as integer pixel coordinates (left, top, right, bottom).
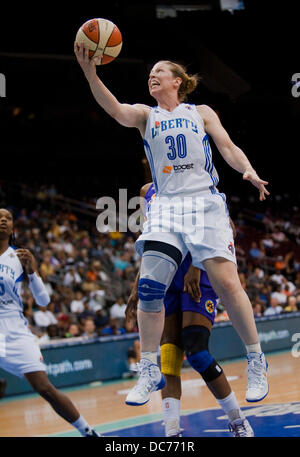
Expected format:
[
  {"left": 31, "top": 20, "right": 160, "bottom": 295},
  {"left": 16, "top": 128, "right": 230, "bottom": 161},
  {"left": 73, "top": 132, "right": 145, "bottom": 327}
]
[{"left": 159, "top": 60, "right": 200, "bottom": 102}]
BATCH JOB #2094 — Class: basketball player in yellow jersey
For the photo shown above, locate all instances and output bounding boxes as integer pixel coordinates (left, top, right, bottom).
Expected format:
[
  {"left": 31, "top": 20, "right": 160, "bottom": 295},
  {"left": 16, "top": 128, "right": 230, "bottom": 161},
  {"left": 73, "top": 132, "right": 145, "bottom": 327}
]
[{"left": 74, "top": 43, "right": 270, "bottom": 406}]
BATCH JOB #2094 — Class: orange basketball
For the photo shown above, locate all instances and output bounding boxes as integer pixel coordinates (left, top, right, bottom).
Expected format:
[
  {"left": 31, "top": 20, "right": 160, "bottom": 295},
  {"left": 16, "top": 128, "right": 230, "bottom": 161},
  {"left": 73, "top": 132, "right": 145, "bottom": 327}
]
[{"left": 75, "top": 18, "right": 122, "bottom": 65}]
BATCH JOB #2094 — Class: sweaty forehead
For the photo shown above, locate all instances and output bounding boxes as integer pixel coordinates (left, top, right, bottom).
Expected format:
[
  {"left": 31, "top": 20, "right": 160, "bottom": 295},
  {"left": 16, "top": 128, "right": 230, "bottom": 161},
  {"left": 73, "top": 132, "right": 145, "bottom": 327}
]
[{"left": 150, "top": 62, "right": 169, "bottom": 74}]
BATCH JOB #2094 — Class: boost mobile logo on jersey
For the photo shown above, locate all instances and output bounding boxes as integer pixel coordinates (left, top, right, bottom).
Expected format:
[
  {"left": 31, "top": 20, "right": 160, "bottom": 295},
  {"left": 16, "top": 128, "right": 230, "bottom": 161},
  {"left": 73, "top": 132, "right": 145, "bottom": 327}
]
[
  {"left": 163, "top": 163, "right": 194, "bottom": 174},
  {"left": 228, "top": 241, "right": 235, "bottom": 254}
]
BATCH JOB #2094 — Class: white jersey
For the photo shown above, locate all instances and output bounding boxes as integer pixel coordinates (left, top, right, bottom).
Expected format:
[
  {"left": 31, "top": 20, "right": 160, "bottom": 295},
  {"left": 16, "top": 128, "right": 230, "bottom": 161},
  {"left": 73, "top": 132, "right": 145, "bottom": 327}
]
[
  {"left": 0, "top": 246, "right": 24, "bottom": 317},
  {"left": 143, "top": 103, "right": 220, "bottom": 197}
]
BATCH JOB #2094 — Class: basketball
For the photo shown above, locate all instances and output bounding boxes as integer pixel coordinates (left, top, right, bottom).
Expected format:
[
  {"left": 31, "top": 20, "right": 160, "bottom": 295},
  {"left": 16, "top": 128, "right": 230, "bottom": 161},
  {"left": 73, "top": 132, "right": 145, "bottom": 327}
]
[{"left": 75, "top": 18, "right": 122, "bottom": 65}]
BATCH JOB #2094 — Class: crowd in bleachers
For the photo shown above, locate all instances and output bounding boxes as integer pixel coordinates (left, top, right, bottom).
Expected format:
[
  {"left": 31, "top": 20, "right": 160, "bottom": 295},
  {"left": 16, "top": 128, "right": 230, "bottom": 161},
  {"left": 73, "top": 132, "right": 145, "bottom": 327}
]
[{"left": 1, "top": 181, "right": 300, "bottom": 340}]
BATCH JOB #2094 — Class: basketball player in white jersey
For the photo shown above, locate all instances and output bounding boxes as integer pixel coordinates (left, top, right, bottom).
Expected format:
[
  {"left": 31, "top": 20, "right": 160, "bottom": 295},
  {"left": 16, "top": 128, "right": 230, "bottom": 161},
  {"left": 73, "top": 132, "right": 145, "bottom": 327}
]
[
  {"left": 0, "top": 208, "right": 99, "bottom": 437},
  {"left": 74, "top": 43, "right": 270, "bottom": 407}
]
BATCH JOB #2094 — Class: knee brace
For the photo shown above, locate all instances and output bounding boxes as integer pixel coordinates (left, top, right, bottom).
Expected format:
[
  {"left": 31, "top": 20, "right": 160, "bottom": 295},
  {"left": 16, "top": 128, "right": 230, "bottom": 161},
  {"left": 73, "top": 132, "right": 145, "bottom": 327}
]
[
  {"left": 181, "top": 325, "right": 223, "bottom": 383},
  {"left": 160, "top": 343, "right": 184, "bottom": 377},
  {"left": 138, "top": 247, "right": 179, "bottom": 313}
]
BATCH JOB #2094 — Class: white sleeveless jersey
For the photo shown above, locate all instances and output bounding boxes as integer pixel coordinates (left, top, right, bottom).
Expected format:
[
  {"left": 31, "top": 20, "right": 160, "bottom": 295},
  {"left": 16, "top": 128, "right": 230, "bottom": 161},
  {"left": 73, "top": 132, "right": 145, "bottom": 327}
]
[
  {"left": 143, "top": 103, "right": 220, "bottom": 196},
  {"left": 0, "top": 246, "right": 24, "bottom": 317}
]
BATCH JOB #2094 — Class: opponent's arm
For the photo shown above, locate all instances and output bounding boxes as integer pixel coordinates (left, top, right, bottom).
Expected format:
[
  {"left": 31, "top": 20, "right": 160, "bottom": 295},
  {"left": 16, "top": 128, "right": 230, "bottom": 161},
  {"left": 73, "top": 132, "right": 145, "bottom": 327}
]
[
  {"left": 16, "top": 249, "right": 50, "bottom": 307},
  {"left": 74, "top": 42, "right": 149, "bottom": 130},
  {"left": 197, "top": 105, "right": 270, "bottom": 201}
]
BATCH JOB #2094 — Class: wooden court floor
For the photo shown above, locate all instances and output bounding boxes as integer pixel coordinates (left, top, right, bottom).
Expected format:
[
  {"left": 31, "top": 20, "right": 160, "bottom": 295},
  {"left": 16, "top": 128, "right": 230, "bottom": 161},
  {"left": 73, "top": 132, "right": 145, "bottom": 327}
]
[{"left": 0, "top": 350, "right": 299, "bottom": 437}]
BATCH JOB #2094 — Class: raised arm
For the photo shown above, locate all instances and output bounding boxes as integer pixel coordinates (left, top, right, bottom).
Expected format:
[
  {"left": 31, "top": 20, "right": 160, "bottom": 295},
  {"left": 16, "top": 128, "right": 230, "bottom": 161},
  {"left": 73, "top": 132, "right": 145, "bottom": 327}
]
[
  {"left": 74, "top": 42, "right": 149, "bottom": 132},
  {"left": 197, "top": 104, "right": 270, "bottom": 201}
]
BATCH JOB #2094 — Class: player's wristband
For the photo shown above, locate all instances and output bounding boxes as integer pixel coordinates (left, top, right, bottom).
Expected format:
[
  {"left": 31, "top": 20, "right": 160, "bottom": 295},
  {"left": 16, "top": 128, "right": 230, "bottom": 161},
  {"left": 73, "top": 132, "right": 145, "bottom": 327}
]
[{"left": 28, "top": 272, "right": 50, "bottom": 307}]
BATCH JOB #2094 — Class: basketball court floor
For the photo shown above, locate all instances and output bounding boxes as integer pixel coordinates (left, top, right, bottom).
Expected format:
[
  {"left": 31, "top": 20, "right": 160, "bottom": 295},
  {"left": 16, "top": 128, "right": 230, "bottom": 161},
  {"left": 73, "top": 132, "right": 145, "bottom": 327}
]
[{"left": 0, "top": 350, "right": 299, "bottom": 437}]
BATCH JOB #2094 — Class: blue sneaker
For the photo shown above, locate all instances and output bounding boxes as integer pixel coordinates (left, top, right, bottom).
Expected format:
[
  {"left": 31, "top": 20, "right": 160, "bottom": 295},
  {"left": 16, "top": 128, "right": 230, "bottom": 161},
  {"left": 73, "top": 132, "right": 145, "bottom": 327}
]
[{"left": 125, "top": 358, "right": 166, "bottom": 406}]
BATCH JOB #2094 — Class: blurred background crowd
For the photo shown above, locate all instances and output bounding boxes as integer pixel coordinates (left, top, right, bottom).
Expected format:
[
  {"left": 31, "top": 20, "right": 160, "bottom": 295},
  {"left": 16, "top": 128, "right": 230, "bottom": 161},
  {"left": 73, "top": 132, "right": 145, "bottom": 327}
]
[{"left": 1, "top": 178, "right": 299, "bottom": 346}]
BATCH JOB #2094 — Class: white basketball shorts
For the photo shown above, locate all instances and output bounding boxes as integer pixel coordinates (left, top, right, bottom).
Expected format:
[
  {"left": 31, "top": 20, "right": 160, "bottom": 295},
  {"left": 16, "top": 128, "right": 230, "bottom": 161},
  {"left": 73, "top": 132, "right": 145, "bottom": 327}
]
[
  {"left": 135, "top": 191, "right": 237, "bottom": 270},
  {"left": 0, "top": 313, "right": 46, "bottom": 378}
]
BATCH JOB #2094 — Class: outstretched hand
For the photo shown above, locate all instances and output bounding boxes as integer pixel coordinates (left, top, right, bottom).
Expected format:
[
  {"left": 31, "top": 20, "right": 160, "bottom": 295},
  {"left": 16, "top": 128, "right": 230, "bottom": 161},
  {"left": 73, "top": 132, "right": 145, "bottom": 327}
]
[
  {"left": 74, "top": 41, "right": 99, "bottom": 79},
  {"left": 243, "top": 170, "right": 270, "bottom": 201}
]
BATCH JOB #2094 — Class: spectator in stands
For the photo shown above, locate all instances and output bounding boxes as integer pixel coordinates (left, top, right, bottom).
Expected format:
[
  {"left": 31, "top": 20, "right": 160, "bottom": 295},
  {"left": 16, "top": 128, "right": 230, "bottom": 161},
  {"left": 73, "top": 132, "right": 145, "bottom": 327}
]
[
  {"left": 78, "top": 301, "right": 95, "bottom": 326},
  {"left": 99, "top": 317, "right": 126, "bottom": 336},
  {"left": 271, "top": 225, "right": 288, "bottom": 243},
  {"left": 39, "top": 324, "right": 60, "bottom": 343},
  {"left": 65, "top": 323, "right": 82, "bottom": 338},
  {"left": 274, "top": 256, "right": 286, "bottom": 272},
  {"left": 109, "top": 296, "right": 127, "bottom": 327},
  {"left": 271, "top": 284, "right": 288, "bottom": 306},
  {"left": 283, "top": 295, "right": 298, "bottom": 313},
  {"left": 270, "top": 268, "right": 285, "bottom": 286},
  {"left": 92, "top": 260, "right": 110, "bottom": 283},
  {"left": 124, "top": 237, "right": 136, "bottom": 254},
  {"left": 88, "top": 289, "right": 106, "bottom": 313},
  {"left": 247, "top": 267, "right": 265, "bottom": 290},
  {"left": 249, "top": 241, "right": 264, "bottom": 260},
  {"left": 281, "top": 276, "right": 296, "bottom": 295},
  {"left": 86, "top": 261, "right": 99, "bottom": 282},
  {"left": 81, "top": 271, "right": 99, "bottom": 293},
  {"left": 113, "top": 252, "right": 134, "bottom": 277},
  {"left": 63, "top": 265, "right": 82, "bottom": 287},
  {"left": 258, "top": 286, "right": 271, "bottom": 308},
  {"left": 34, "top": 304, "right": 58, "bottom": 329},
  {"left": 55, "top": 313, "right": 70, "bottom": 336},
  {"left": 40, "top": 249, "right": 56, "bottom": 280},
  {"left": 282, "top": 283, "right": 293, "bottom": 299},
  {"left": 70, "top": 290, "right": 85, "bottom": 314},
  {"left": 94, "top": 307, "right": 109, "bottom": 332},
  {"left": 47, "top": 219, "right": 62, "bottom": 240},
  {"left": 61, "top": 232, "right": 75, "bottom": 258},
  {"left": 264, "top": 297, "right": 283, "bottom": 316},
  {"left": 253, "top": 302, "right": 263, "bottom": 318},
  {"left": 81, "top": 317, "right": 98, "bottom": 338},
  {"left": 260, "top": 233, "right": 275, "bottom": 255}
]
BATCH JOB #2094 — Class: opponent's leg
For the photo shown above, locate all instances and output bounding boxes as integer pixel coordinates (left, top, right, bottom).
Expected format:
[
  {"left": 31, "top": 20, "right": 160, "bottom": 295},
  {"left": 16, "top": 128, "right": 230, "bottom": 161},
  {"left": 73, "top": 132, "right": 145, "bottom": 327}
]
[
  {"left": 160, "top": 312, "right": 184, "bottom": 437},
  {"left": 25, "top": 371, "right": 100, "bottom": 437},
  {"left": 203, "top": 258, "right": 268, "bottom": 402},
  {"left": 126, "top": 241, "right": 182, "bottom": 406},
  {"left": 182, "top": 312, "right": 254, "bottom": 437}
]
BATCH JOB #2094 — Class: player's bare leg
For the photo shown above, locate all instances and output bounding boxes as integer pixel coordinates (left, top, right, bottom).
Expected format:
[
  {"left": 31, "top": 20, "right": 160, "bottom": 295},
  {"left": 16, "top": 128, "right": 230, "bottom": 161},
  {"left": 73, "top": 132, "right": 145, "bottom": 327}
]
[
  {"left": 25, "top": 371, "right": 100, "bottom": 436},
  {"left": 203, "top": 258, "right": 269, "bottom": 402},
  {"left": 137, "top": 308, "right": 165, "bottom": 356}
]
